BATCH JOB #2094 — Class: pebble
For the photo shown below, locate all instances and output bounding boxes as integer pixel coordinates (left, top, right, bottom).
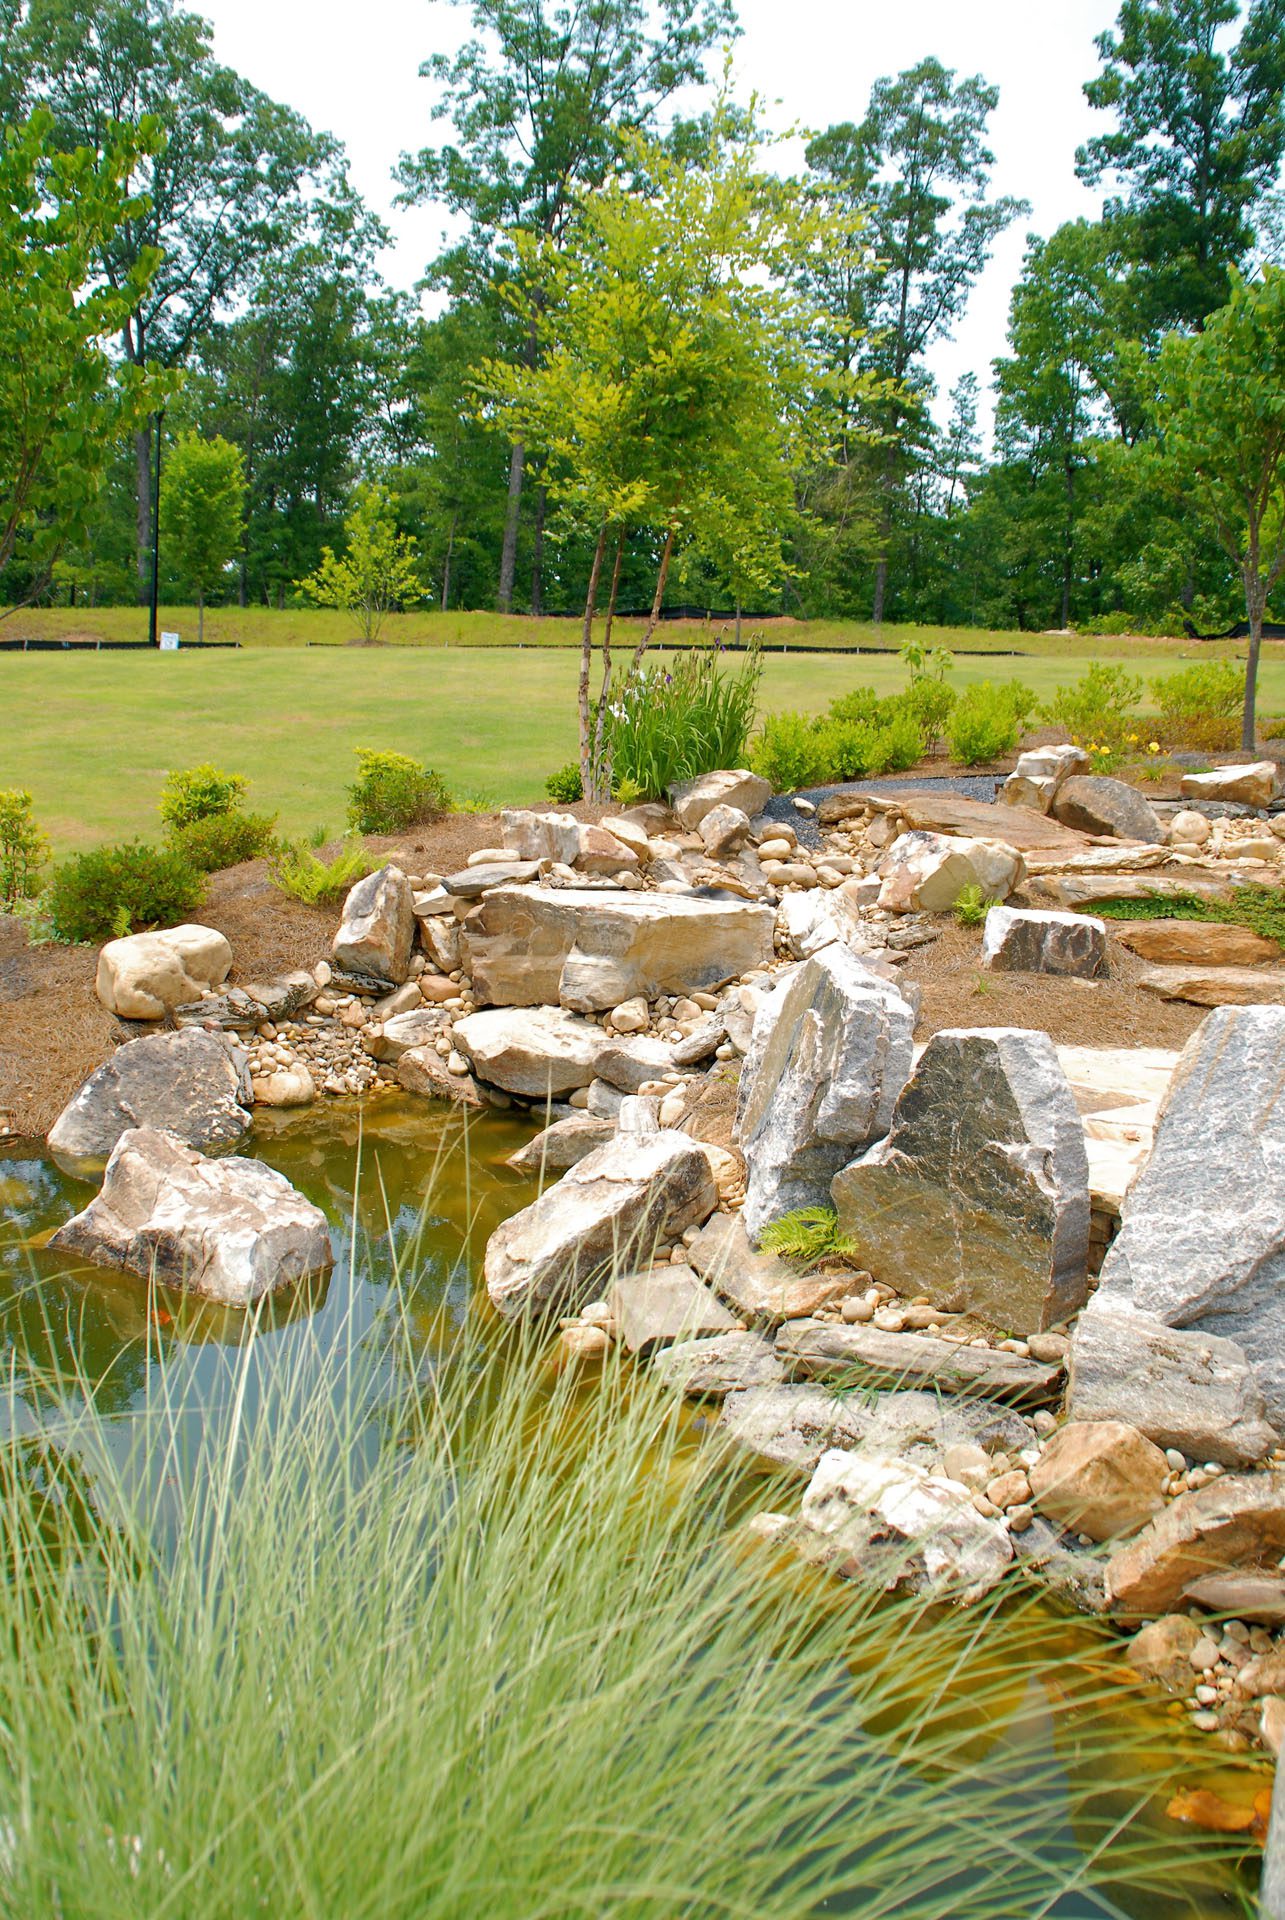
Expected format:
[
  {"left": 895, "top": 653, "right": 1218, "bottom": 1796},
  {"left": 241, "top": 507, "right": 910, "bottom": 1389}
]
[
  {"left": 841, "top": 1296, "right": 874, "bottom": 1324},
  {"left": 1189, "top": 1635, "right": 1221, "bottom": 1671},
  {"left": 1007, "top": 1504, "right": 1034, "bottom": 1533},
  {"left": 1190, "top": 1710, "right": 1220, "bottom": 1732},
  {"left": 1164, "top": 1448, "right": 1187, "bottom": 1473}
]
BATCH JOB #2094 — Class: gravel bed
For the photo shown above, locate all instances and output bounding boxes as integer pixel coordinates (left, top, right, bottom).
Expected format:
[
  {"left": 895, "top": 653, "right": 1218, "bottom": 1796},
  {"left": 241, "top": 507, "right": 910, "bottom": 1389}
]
[{"left": 761, "top": 774, "right": 1001, "bottom": 849}]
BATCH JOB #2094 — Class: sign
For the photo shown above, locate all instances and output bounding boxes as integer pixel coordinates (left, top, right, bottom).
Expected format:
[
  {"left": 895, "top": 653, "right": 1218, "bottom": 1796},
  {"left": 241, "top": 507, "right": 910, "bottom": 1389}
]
[{"left": 159, "top": 632, "right": 180, "bottom": 651}]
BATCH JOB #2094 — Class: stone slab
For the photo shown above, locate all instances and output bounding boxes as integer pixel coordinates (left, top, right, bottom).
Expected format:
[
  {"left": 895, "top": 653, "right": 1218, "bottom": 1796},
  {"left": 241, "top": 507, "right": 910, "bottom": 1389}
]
[{"left": 775, "top": 1319, "right": 1064, "bottom": 1406}]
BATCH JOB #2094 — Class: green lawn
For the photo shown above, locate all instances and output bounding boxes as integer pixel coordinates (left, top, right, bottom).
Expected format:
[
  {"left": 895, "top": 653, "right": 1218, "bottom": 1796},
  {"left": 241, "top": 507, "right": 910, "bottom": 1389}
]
[{"left": 6, "top": 636, "right": 1285, "bottom": 851}]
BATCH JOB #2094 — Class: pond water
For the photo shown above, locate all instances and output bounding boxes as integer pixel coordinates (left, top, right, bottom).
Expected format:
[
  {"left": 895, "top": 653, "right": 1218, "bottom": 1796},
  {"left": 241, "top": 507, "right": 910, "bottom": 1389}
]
[{"left": 0, "top": 1096, "right": 1269, "bottom": 1916}]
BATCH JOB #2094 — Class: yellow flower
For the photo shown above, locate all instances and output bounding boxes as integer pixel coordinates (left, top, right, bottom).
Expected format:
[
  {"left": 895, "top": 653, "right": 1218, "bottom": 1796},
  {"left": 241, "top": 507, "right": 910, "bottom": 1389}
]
[
  {"left": 1127, "top": 733, "right": 1139, "bottom": 745},
  {"left": 1148, "top": 741, "right": 1161, "bottom": 754}
]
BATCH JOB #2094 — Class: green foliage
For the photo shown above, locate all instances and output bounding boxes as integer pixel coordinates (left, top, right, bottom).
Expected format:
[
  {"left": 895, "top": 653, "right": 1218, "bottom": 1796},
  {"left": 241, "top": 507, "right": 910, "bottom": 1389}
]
[
  {"left": 1150, "top": 660, "right": 1245, "bottom": 751},
  {"left": 750, "top": 712, "right": 832, "bottom": 792},
  {"left": 544, "top": 762, "right": 584, "bottom": 804},
  {"left": 1095, "top": 885, "right": 1285, "bottom": 950},
  {"left": 346, "top": 748, "right": 451, "bottom": 835},
  {"left": 298, "top": 484, "right": 426, "bottom": 643},
  {"left": 604, "top": 647, "right": 763, "bottom": 801},
  {"left": 158, "top": 762, "right": 248, "bottom": 830},
  {"left": 0, "top": 788, "right": 49, "bottom": 909},
  {"left": 1041, "top": 664, "right": 1143, "bottom": 754},
  {"left": 47, "top": 839, "right": 202, "bottom": 942},
  {"left": 159, "top": 432, "right": 246, "bottom": 641},
  {"left": 757, "top": 1206, "right": 858, "bottom": 1266},
  {"left": 267, "top": 835, "right": 375, "bottom": 905},
  {"left": 946, "top": 683, "right": 1023, "bottom": 765},
  {"left": 954, "top": 882, "right": 992, "bottom": 928},
  {"left": 900, "top": 672, "right": 957, "bottom": 748},
  {"left": 170, "top": 810, "right": 277, "bottom": 873}
]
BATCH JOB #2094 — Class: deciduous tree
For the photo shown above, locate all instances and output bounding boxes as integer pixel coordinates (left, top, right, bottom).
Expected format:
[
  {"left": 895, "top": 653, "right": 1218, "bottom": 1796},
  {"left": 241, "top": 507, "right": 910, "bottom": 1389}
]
[{"left": 159, "top": 432, "right": 245, "bottom": 642}]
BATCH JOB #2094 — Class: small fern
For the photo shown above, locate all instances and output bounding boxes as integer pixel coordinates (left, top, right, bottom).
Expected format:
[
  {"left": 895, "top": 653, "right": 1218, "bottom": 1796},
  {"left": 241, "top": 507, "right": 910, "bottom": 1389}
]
[
  {"left": 757, "top": 1206, "right": 858, "bottom": 1266},
  {"left": 954, "top": 882, "right": 994, "bottom": 929},
  {"left": 267, "top": 835, "right": 376, "bottom": 905}
]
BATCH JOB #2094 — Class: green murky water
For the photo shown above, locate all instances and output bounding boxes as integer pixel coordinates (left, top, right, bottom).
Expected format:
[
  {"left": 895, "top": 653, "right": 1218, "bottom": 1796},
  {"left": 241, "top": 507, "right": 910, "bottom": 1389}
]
[{"left": 0, "top": 1096, "right": 1269, "bottom": 1917}]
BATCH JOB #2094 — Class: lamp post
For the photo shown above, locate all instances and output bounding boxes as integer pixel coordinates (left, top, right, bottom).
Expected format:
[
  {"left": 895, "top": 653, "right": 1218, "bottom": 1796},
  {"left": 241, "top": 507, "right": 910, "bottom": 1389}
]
[{"left": 147, "top": 410, "right": 165, "bottom": 647}]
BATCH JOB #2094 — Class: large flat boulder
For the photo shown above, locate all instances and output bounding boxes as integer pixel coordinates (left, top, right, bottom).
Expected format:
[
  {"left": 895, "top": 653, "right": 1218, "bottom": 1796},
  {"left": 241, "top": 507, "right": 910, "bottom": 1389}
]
[
  {"left": 670, "top": 769, "right": 771, "bottom": 829},
  {"left": 48, "top": 1127, "right": 333, "bottom": 1305},
  {"left": 1068, "top": 1302, "right": 1277, "bottom": 1467},
  {"left": 1181, "top": 762, "right": 1281, "bottom": 808},
  {"left": 483, "top": 1130, "right": 716, "bottom": 1319},
  {"left": 824, "top": 788, "right": 1089, "bottom": 854},
  {"left": 798, "top": 1449, "right": 1013, "bottom": 1604},
  {"left": 1136, "top": 963, "right": 1285, "bottom": 1007},
  {"left": 650, "top": 1331, "right": 785, "bottom": 1397},
  {"left": 95, "top": 924, "right": 232, "bottom": 1020},
  {"left": 1052, "top": 776, "right": 1164, "bottom": 844},
  {"left": 464, "top": 886, "right": 774, "bottom": 1011},
  {"left": 686, "top": 1210, "right": 852, "bottom": 1324},
  {"left": 1105, "top": 1471, "right": 1285, "bottom": 1619},
  {"left": 831, "top": 1028, "right": 1091, "bottom": 1335},
  {"left": 735, "top": 947, "right": 915, "bottom": 1239},
  {"left": 47, "top": 1028, "right": 251, "bottom": 1169},
  {"left": 1025, "top": 871, "right": 1239, "bottom": 910},
  {"left": 776, "top": 1319, "right": 1064, "bottom": 1406},
  {"left": 506, "top": 1116, "right": 617, "bottom": 1175},
  {"left": 1093, "top": 1005, "right": 1285, "bottom": 1424},
  {"left": 1110, "top": 919, "right": 1280, "bottom": 966},
  {"left": 877, "top": 832, "right": 1024, "bottom": 913},
  {"left": 608, "top": 1264, "right": 740, "bottom": 1354},
  {"left": 981, "top": 906, "right": 1107, "bottom": 977},
  {"left": 452, "top": 1006, "right": 607, "bottom": 1098},
  {"left": 718, "top": 1383, "right": 876, "bottom": 1475},
  {"left": 333, "top": 866, "right": 413, "bottom": 983}
]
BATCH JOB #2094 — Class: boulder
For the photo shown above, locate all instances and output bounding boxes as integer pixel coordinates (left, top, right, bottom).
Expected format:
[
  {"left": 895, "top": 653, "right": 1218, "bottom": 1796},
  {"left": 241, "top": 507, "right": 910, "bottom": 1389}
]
[
  {"left": 483, "top": 1130, "right": 716, "bottom": 1319},
  {"left": 1027, "top": 871, "right": 1239, "bottom": 911},
  {"left": 877, "top": 831, "right": 1024, "bottom": 914},
  {"left": 464, "top": 886, "right": 774, "bottom": 1011},
  {"left": 1136, "top": 963, "right": 1285, "bottom": 1007},
  {"left": 416, "top": 913, "right": 466, "bottom": 977},
  {"left": 394, "top": 1047, "right": 485, "bottom": 1107},
  {"left": 1125, "top": 1615, "right": 1206, "bottom": 1691},
  {"left": 1028, "top": 1420, "right": 1168, "bottom": 1542},
  {"left": 506, "top": 1116, "right": 617, "bottom": 1175},
  {"left": 575, "top": 825, "right": 639, "bottom": 875},
  {"left": 452, "top": 1006, "right": 607, "bottom": 1099},
  {"left": 832, "top": 1028, "right": 1091, "bottom": 1335},
  {"left": 608, "top": 1265, "right": 741, "bottom": 1355},
  {"left": 798, "top": 1449, "right": 1013, "bottom": 1604},
  {"left": 499, "top": 808, "right": 581, "bottom": 864},
  {"left": 981, "top": 906, "right": 1107, "bottom": 978},
  {"left": 650, "top": 1331, "right": 785, "bottom": 1396},
  {"left": 333, "top": 866, "right": 414, "bottom": 983},
  {"left": 776, "top": 1319, "right": 1064, "bottom": 1406},
  {"left": 1067, "top": 1302, "right": 1277, "bottom": 1467},
  {"left": 593, "top": 1036, "right": 677, "bottom": 1093},
  {"left": 999, "top": 746, "right": 1091, "bottom": 815},
  {"left": 718, "top": 1383, "right": 876, "bottom": 1477},
  {"left": 1105, "top": 1470, "right": 1285, "bottom": 1618},
  {"left": 48, "top": 1127, "right": 333, "bottom": 1305},
  {"left": 1052, "top": 776, "right": 1164, "bottom": 844},
  {"left": 1181, "top": 762, "right": 1281, "bottom": 809},
  {"left": 1093, "top": 1005, "right": 1285, "bottom": 1425},
  {"left": 1182, "top": 1572, "right": 1285, "bottom": 1627},
  {"left": 47, "top": 1029, "right": 251, "bottom": 1169},
  {"left": 599, "top": 815, "right": 651, "bottom": 861},
  {"left": 250, "top": 1066, "right": 315, "bottom": 1109},
  {"left": 361, "top": 1007, "right": 447, "bottom": 1063},
  {"left": 735, "top": 947, "right": 915, "bottom": 1240},
  {"left": 442, "top": 860, "right": 543, "bottom": 899},
  {"left": 699, "top": 804, "right": 752, "bottom": 858},
  {"left": 1110, "top": 918, "right": 1279, "bottom": 966},
  {"left": 95, "top": 924, "right": 233, "bottom": 1020},
  {"left": 686, "top": 1211, "right": 853, "bottom": 1324},
  {"left": 670, "top": 769, "right": 772, "bottom": 829}
]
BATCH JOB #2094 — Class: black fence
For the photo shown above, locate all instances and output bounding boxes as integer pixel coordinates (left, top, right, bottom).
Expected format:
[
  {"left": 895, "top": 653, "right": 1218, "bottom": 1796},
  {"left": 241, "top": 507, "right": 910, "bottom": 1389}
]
[{"left": 0, "top": 637, "right": 241, "bottom": 651}]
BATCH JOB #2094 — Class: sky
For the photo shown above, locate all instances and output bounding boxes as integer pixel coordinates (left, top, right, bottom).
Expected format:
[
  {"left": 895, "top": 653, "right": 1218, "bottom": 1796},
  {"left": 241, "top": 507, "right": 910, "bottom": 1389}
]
[{"left": 194, "top": 0, "right": 1125, "bottom": 432}]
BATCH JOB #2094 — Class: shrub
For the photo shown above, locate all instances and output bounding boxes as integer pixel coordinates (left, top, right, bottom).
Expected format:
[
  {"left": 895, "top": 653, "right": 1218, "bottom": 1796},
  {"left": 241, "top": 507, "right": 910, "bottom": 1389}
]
[
  {"left": 814, "top": 719, "right": 879, "bottom": 782},
  {"left": 871, "top": 708, "right": 924, "bottom": 773},
  {"left": 158, "top": 763, "right": 248, "bottom": 831},
  {"left": 901, "top": 674, "right": 957, "bottom": 748},
  {"left": 267, "top": 835, "right": 376, "bottom": 906},
  {"left": 170, "top": 809, "right": 277, "bottom": 873},
  {"left": 828, "top": 686, "right": 889, "bottom": 730},
  {"left": 603, "top": 644, "right": 762, "bottom": 799},
  {"left": 947, "top": 685, "right": 1020, "bottom": 765},
  {"left": 346, "top": 749, "right": 451, "bottom": 835},
  {"left": 545, "top": 763, "right": 584, "bottom": 804},
  {"left": 1151, "top": 660, "right": 1244, "bottom": 751},
  {"left": 749, "top": 711, "right": 831, "bottom": 791},
  {"left": 0, "top": 788, "right": 49, "bottom": 909},
  {"left": 1042, "top": 665, "right": 1143, "bottom": 755},
  {"left": 48, "top": 841, "right": 202, "bottom": 943}
]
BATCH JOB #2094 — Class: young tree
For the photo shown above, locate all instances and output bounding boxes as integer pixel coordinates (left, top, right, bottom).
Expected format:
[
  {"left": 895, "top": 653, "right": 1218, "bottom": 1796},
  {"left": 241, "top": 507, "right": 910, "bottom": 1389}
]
[
  {"left": 159, "top": 433, "right": 246, "bottom": 642},
  {"left": 1154, "top": 267, "right": 1285, "bottom": 746},
  {"left": 1078, "top": 0, "right": 1285, "bottom": 335},
  {"left": 0, "top": 109, "right": 171, "bottom": 612},
  {"left": 297, "top": 483, "right": 426, "bottom": 643}
]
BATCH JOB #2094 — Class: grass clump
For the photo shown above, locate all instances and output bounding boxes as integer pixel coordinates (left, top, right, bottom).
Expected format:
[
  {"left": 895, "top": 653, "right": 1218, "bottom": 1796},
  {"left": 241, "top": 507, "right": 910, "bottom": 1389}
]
[
  {"left": 46, "top": 839, "right": 203, "bottom": 942},
  {"left": 603, "top": 643, "right": 763, "bottom": 800},
  {"left": 758, "top": 1205, "right": 859, "bottom": 1266},
  {"left": 347, "top": 748, "right": 452, "bottom": 835},
  {"left": 267, "top": 834, "right": 376, "bottom": 905}
]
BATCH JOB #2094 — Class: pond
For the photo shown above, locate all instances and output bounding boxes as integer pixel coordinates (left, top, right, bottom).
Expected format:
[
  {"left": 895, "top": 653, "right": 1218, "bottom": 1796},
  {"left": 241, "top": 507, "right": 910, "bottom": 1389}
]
[{"left": 0, "top": 1096, "right": 1269, "bottom": 1917}]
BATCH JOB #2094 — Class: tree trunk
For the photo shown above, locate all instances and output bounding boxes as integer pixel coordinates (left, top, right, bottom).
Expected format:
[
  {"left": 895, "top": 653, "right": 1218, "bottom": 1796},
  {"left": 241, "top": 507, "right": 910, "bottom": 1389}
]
[
  {"left": 497, "top": 440, "right": 525, "bottom": 613},
  {"left": 628, "top": 526, "right": 677, "bottom": 675},
  {"left": 578, "top": 527, "right": 608, "bottom": 797},
  {"left": 531, "top": 480, "right": 547, "bottom": 617},
  {"left": 441, "top": 514, "right": 456, "bottom": 613},
  {"left": 135, "top": 426, "right": 153, "bottom": 602},
  {"left": 872, "top": 553, "right": 888, "bottom": 624},
  {"left": 1243, "top": 559, "right": 1265, "bottom": 752},
  {"left": 591, "top": 530, "right": 627, "bottom": 799},
  {"left": 198, "top": 585, "right": 205, "bottom": 646}
]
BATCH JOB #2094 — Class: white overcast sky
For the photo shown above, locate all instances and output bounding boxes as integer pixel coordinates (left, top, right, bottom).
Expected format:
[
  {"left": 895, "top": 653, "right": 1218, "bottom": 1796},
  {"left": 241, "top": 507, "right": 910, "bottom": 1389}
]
[{"left": 196, "top": 0, "right": 1123, "bottom": 430}]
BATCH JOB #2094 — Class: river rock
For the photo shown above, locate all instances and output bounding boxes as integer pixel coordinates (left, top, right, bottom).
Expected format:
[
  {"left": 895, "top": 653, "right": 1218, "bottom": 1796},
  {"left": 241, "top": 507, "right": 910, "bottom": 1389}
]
[
  {"left": 832, "top": 1028, "right": 1091, "bottom": 1335},
  {"left": 465, "top": 886, "right": 774, "bottom": 1010},
  {"left": 394, "top": 1046, "right": 485, "bottom": 1107},
  {"left": 735, "top": 947, "right": 914, "bottom": 1240},
  {"left": 877, "top": 831, "right": 1024, "bottom": 914},
  {"left": 776, "top": 1320, "right": 1063, "bottom": 1405},
  {"left": 499, "top": 808, "right": 581, "bottom": 864},
  {"left": 483, "top": 1130, "right": 716, "bottom": 1319},
  {"left": 506, "top": 1116, "right": 617, "bottom": 1175},
  {"left": 452, "top": 1005, "right": 607, "bottom": 1098},
  {"left": 1052, "top": 776, "right": 1164, "bottom": 844},
  {"left": 1093, "top": 1006, "right": 1285, "bottom": 1425},
  {"left": 1181, "top": 762, "right": 1281, "bottom": 808},
  {"left": 981, "top": 906, "right": 1107, "bottom": 978},
  {"left": 1125, "top": 1615, "right": 1206, "bottom": 1691},
  {"left": 685, "top": 1211, "right": 851, "bottom": 1324},
  {"left": 47, "top": 1028, "right": 251, "bottom": 1168},
  {"left": 1028, "top": 1420, "right": 1168, "bottom": 1542},
  {"left": 798, "top": 1449, "right": 1013, "bottom": 1604},
  {"left": 670, "top": 769, "right": 772, "bottom": 829},
  {"left": 1111, "top": 919, "right": 1279, "bottom": 966},
  {"left": 362, "top": 1007, "right": 448, "bottom": 1063},
  {"left": 1067, "top": 1302, "right": 1277, "bottom": 1467},
  {"left": 250, "top": 1065, "right": 315, "bottom": 1109},
  {"left": 49, "top": 1126, "right": 333, "bottom": 1305},
  {"left": 95, "top": 924, "right": 233, "bottom": 1020},
  {"left": 333, "top": 866, "right": 414, "bottom": 983},
  {"left": 1105, "top": 1471, "right": 1285, "bottom": 1618}
]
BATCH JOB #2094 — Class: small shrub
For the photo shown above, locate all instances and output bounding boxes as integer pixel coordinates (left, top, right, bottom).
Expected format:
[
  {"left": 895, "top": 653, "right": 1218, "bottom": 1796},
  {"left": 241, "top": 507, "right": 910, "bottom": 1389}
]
[
  {"left": 545, "top": 763, "right": 584, "bottom": 804},
  {"left": 828, "top": 686, "right": 888, "bottom": 730},
  {"left": 346, "top": 749, "right": 451, "bottom": 835},
  {"left": 901, "top": 675, "right": 957, "bottom": 749},
  {"left": 267, "top": 835, "right": 376, "bottom": 906},
  {"left": 0, "top": 789, "right": 49, "bottom": 909},
  {"left": 749, "top": 712, "right": 831, "bottom": 792},
  {"left": 170, "top": 809, "right": 277, "bottom": 873},
  {"left": 814, "top": 719, "right": 878, "bottom": 781},
  {"left": 954, "top": 883, "right": 992, "bottom": 928},
  {"left": 757, "top": 1207, "right": 857, "bottom": 1266},
  {"left": 947, "top": 685, "right": 1020, "bottom": 765},
  {"left": 158, "top": 763, "right": 248, "bottom": 831},
  {"left": 48, "top": 841, "right": 202, "bottom": 943},
  {"left": 871, "top": 708, "right": 924, "bottom": 774},
  {"left": 611, "top": 774, "right": 644, "bottom": 809},
  {"left": 1151, "top": 660, "right": 1244, "bottom": 751},
  {"left": 1042, "top": 665, "right": 1143, "bottom": 755}
]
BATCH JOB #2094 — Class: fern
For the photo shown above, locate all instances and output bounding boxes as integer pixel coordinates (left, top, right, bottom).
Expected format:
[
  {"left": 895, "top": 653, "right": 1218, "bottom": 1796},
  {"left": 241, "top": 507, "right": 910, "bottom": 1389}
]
[
  {"left": 757, "top": 1206, "right": 858, "bottom": 1266},
  {"left": 267, "top": 835, "right": 375, "bottom": 905},
  {"left": 954, "top": 882, "right": 992, "bottom": 928}
]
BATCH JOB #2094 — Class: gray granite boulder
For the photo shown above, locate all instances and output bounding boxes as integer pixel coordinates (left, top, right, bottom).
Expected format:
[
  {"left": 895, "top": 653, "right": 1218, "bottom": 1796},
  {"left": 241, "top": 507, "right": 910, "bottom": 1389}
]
[
  {"left": 1052, "top": 776, "right": 1163, "bottom": 844},
  {"left": 776, "top": 1320, "right": 1065, "bottom": 1406},
  {"left": 47, "top": 1028, "right": 252, "bottom": 1170},
  {"left": 981, "top": 906, "right": 1107, "bottom": 978},
  {"left": 333, "top": 865, "right": 414, "bottom": 982},
  {"left": 649, "top": 1329, "right": 784, "bottom": 1395},
  {"left": 452, "top": 1005, "right": 607, "bottom": 1098},
  {"left": 831, "top": 1027, "right": 1091, "bottom": 1335},
  {"left": 735, "top": 946, "right": 915, "bottom": 1240}
]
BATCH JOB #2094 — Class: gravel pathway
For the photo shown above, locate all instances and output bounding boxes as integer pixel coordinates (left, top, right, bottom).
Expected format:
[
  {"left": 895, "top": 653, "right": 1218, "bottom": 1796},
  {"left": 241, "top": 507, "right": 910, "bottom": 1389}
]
[{"left": 762, "top": 774, "right": 1001, "bottom": 849}]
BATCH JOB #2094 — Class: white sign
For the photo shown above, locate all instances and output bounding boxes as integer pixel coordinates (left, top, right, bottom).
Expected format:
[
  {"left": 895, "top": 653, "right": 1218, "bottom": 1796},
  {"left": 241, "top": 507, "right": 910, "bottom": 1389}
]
[{"left": 159, "top": 632, "right": 180, "bottom": 651}]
